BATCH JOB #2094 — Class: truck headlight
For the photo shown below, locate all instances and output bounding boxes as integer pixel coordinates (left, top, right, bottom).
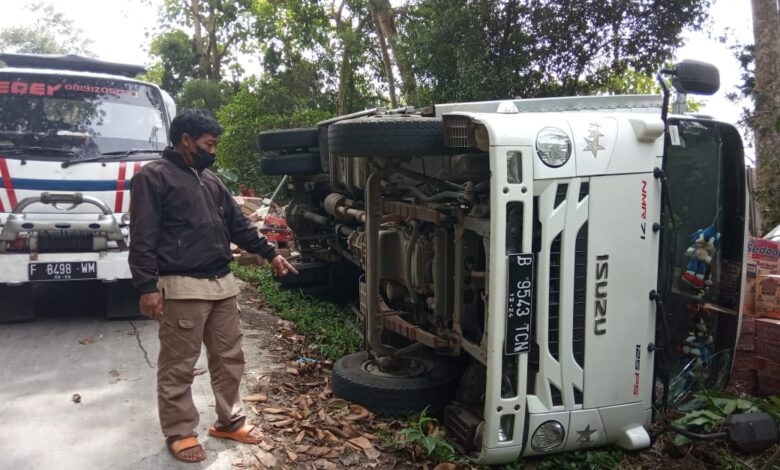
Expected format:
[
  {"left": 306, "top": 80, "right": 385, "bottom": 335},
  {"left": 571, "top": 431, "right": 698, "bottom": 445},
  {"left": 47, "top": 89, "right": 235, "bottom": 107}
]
[
  {"left": 121, "top": 213, "right": 131, "bottom": 225},
  {"left": 531, "top": 420, "right": 565, "bottom": 452},
  {"left": 536, "top": 127, "right": 572, "bottom": 167}
]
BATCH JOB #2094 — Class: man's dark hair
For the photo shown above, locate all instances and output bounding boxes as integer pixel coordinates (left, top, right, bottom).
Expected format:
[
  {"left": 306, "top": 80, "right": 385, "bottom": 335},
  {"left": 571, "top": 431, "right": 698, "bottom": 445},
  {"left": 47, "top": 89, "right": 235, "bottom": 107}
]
[{"left": 169, "top": 109, "right": 224, "bottom": 145}]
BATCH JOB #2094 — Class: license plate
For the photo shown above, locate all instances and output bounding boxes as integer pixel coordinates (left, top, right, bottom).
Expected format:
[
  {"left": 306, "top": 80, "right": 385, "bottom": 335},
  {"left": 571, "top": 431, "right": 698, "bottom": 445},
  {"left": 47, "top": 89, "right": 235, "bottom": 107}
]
[
  {"left": 505, "top": 253, "right": 534, "bottom": 355},
  {"left": 28, "top": 262, "right": 98, "bottom": 281}
]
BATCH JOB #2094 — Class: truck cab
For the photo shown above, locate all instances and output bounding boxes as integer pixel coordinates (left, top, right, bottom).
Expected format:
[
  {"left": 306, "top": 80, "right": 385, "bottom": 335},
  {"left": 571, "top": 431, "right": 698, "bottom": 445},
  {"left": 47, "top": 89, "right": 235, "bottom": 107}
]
[
  {"left": 0, "top": 53, "right": 175, "bottom": 321},
  {"left": 256, "top": 61, "right": 747, "bottom": 464}
]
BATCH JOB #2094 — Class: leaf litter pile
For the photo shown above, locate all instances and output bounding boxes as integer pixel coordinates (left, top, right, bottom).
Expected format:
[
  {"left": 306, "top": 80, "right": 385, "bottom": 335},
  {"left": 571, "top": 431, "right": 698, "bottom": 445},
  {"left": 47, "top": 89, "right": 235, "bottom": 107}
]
[{"left": 231, "top": 315, "right": 455, "bottom": 470}]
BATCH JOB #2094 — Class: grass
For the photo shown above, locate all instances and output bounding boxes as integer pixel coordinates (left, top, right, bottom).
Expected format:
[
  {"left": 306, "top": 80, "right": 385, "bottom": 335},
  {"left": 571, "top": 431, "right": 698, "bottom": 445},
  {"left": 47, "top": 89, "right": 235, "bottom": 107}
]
[{"left": 231, "top": 263, "right": 362, "bottom": 361}]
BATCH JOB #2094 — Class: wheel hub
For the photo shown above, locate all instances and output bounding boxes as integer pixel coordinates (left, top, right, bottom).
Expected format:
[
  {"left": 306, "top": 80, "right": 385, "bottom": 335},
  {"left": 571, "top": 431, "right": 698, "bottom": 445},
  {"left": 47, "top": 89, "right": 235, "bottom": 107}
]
[{"left": 361, "top": 356, "right": 431, "bottom": 378}]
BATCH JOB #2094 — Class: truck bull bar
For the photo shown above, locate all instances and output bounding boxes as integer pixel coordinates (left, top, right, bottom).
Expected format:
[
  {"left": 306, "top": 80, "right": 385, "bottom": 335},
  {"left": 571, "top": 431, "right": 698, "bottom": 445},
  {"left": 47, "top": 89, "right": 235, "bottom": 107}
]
[{"left": 0, "top": 192, "right": 125, "bottom": 253}]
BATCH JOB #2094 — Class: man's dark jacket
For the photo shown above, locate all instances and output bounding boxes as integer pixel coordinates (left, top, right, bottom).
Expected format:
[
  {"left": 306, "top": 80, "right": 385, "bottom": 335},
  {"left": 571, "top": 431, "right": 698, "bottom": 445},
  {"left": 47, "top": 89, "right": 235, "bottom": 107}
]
[{"left": 128, "top": 148, "right": 278, "bottom": 294}]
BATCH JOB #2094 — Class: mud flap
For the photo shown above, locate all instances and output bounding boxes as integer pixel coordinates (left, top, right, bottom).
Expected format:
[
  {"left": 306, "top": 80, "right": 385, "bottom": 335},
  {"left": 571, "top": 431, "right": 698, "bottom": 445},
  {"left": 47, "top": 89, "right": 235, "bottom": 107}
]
[
  {"left": 0, "top": 283, "right": 34, "bottom": 323},
  {"left": 105, "top": 279, "right": 143, "bottom": 319}
]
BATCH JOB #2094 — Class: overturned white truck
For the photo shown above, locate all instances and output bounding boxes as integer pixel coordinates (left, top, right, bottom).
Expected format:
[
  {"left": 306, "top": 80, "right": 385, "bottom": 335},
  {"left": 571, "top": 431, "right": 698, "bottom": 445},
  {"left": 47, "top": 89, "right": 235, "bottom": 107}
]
[{"left": 257, "top": 61, "right": 749, "bottom": 463}]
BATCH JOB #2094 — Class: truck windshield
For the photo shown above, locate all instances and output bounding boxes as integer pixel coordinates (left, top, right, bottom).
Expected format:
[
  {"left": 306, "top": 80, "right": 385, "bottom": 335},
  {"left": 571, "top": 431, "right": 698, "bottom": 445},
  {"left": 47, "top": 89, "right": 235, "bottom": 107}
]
[
  {"left": 0, "top": 73, "right": 168, "bottom": 159},
  {"left": 660, "top": 118, "right": 747, "bottom": 405}
]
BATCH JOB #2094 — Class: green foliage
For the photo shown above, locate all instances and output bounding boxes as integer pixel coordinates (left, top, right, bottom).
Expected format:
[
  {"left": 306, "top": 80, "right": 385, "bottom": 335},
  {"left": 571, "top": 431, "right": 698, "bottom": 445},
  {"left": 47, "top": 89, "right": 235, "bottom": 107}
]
[
  {"left": 231, "top": 264, "right": 361, "bottom": 361},
  {"left": 401, "top": 0, "right": 712, "bottom": 104},
  {"left": 216, "top": 72, "right": 333, "bottom": 195},
  {"left": 179, "top": 79, "right": 232, "bottom": 112},
  {"left": 505, "top": 447, "right": 625, "bottom": 470},
  {"left": 397, "top": 409, "right": 460, "bottom": 463},
  {"left": 148, "top": 29, "right": 200, "bottom": 96},
  {"left": 671, "top": 390, "right": 762, "bottom": 446},
  {"left": 0, "top": 3, "right": 92, "bottom": 55}
]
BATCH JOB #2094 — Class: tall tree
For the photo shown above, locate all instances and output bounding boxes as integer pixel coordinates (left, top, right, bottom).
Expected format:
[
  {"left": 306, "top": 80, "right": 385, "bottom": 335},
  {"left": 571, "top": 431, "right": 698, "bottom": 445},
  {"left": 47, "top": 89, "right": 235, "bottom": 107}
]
[
  {"left": 148, "top": 30, "right": 200, "bottom": 96},
  {"left": 371, "top": 0, "right": 417, "bottom": 105},
  {"left": 400, "top": 0, "right": 712, "bottom": 104},
  {"left": 751, "top": 0, "right": 780, "bottom": 230},
  {"left": 0, "top": 3, "right": 92, "bottom": 55},
  {"left": 155, "top": 0, "right": 256, "bottom": 81}
]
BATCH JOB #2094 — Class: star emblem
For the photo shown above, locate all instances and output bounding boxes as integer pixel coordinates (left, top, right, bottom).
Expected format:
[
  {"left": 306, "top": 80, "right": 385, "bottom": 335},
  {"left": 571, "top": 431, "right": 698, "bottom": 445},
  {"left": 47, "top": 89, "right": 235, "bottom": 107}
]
[
  {"left": 583, "top": 123, "right": 605, "bottom": 158},
  {"left": 577, "top": 424, "right": 597, "bottom": 445}
]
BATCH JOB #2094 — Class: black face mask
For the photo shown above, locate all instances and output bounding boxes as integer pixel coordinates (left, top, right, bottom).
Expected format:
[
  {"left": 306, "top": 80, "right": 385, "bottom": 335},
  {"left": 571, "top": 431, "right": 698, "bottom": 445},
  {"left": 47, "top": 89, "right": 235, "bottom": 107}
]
[{"left": 192, "top": 146, "right": 216, "bottom": 170}]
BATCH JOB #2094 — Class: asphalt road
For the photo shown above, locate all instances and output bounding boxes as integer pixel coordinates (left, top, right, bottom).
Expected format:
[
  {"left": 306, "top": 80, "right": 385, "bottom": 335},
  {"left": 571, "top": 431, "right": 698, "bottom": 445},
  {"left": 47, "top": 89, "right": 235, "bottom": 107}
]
[{"left": 0, "top": 281, "right": 271, "bottom": 470}]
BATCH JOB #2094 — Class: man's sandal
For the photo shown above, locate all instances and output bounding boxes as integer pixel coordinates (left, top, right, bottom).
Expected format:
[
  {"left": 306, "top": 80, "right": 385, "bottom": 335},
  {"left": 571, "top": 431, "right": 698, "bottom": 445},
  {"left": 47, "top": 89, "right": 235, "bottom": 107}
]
[
  {"left": 208, "top": 423, "right": 263, "bottom": 444},
  {"left": 168, "top": 436, "right": 206, "bottom": 463}
]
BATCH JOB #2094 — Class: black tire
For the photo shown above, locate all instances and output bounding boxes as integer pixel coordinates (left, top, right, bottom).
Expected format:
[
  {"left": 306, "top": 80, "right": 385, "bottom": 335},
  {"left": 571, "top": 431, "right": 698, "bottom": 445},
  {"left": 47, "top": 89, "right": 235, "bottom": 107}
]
[
  {"left": 331, "top": 350, "right": 462, "bottom": 416},
  {"left": 259, "top": 152, "right": 322, "bottom": 176},
  {"left": 328, "top": 115, "right": 455, "bottom": 159},
  {"left": 257, "top": 128, "right": 319, "bottom": 152},
  {"left": 274, "top": 261, "right": 329, "bottom": 286},
  {"left": 0, "top": 284, "right": 34, "bottom": 323},
  {"left": 105, "top": 279, "right": 144, "bottom": 319}
]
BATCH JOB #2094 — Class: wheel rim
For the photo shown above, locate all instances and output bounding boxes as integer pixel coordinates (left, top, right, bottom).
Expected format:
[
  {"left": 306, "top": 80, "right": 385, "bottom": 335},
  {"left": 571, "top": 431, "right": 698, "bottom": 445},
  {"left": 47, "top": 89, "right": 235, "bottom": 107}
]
[{"left": 360, "top": 356, "right": 432, "bottom": 379}]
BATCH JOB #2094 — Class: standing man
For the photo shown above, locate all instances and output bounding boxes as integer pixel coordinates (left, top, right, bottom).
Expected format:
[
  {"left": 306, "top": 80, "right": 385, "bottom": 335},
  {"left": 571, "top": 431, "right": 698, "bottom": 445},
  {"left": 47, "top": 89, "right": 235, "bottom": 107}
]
[{"left": 129, "top": 109, "right": 298, "bottom": 463}]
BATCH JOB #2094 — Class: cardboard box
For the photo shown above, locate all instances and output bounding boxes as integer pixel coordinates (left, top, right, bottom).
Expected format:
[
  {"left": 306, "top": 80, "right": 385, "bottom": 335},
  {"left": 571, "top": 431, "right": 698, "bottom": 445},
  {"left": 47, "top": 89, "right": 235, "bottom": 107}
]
[
  {"left": 756, "top": 274, "right": 780, "bottom": 319},
  {"left": 756, "top": 318, "right": 780, "bottom": 342},
  {"left": 737, "top": 331, "right": 756, "bottom": 351},
  {"left": 741, "top": 316, "right": 756, "bottom": 334},
  {"left": 734, "top": 350, "right": 758, "bottom": 370},
  {"left": 756, "top": 338, "right": 780, "bottom": 363},
  {"left": 757, "top": 356, "right": 780, "bottom": 379},
  {"left": 744, "top": 238, "right": 780, "bottom": 316},
  {"left": 758, "top": 372, "right": 780, "bottom": 397}
]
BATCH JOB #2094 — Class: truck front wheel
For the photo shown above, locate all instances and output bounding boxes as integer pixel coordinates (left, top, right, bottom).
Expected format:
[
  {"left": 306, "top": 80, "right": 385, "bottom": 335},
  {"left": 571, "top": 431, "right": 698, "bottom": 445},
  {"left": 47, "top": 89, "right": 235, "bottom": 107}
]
[{"left": 331, "top": 350, "right": 462, "bottom": 416}]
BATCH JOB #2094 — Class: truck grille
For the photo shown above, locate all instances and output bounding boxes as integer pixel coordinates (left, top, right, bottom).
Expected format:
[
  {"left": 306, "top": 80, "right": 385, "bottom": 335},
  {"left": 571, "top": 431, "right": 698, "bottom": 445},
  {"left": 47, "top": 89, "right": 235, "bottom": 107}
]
[
  {"left": 528, "top": 180, "right": 589, "bottom": 411},
  {"left": 548, "top": 234, "right": 562, "bottom": 361},
  {"left": 37, "top": 231, "right": 94, "bottom": 252},
  {"left": 573, "top": 222, "right": 588, "bottom": 368}
]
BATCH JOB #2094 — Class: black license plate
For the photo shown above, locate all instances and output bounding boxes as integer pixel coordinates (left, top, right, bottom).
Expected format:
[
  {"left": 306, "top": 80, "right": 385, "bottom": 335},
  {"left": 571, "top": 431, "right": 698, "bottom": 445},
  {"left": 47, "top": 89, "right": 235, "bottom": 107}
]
[
  {"left": 28, "top": 262, "right": 98, "bottom": 281},
  {"left": 505, "top": 253, "right": 534, "bottom": 355}
]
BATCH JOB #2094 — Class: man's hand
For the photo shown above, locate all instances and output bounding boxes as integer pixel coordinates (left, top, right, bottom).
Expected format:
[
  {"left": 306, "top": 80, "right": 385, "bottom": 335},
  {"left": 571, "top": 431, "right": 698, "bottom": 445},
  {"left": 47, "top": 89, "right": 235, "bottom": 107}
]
[
  {"left": 139, "top": 292, "right": 163, "bottom": 321},
  {"left": 271, "top": 255, "right": 299, "bottom": 277}
]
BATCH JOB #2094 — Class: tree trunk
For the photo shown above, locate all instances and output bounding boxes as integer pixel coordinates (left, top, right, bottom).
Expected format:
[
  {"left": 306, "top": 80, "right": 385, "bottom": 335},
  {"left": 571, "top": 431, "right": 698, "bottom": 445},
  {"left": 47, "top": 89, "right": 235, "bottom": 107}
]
[
  {"left": 372, "top": 7, "right": 398, "bottom": 108},
  {"left": 207, "top": 1, "right": 221, "bottom": 81},
  {"left": 337, "top": 48, "right": 350, "bottom": 115},
  {"left": 190, "top": 0, "right": 207, "bottom": 79},
  {"left": 371, "top": 0, "right": 417, "bottom": 106},
  {"left": 752, "top": 0, "right": 780, "bottom": 232}
]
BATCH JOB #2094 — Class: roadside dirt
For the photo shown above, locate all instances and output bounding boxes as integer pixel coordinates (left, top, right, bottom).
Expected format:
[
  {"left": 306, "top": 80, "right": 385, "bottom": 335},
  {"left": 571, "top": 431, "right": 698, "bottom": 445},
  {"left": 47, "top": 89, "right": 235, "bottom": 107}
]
[{"left": 229, "top": 280, "right": 429, "bottom": 470}]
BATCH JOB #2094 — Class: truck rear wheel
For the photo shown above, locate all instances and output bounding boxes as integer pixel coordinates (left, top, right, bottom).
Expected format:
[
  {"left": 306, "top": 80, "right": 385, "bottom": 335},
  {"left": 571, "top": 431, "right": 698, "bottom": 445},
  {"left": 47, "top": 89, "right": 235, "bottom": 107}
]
[
  {"left": 328, "top": 115, "right": 456, "bottom": 159},
  {"left": 0, "top": 284, "right": 34, "bottom": 323},
  {"left": 331, "top": 350, "right": 461, "bottom": 416},
  {"left": 257, "top": 128, "right": 319, "bottom": 152},
  {"left": 259, "top": 152, "right": 322, "bottom": 175}
]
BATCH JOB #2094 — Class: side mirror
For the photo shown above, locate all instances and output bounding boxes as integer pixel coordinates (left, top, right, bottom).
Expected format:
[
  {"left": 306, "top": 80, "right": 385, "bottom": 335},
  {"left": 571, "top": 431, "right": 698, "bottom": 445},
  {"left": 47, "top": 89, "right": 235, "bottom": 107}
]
[{"left": 667, "top": 59, "right": 720, "bottom": 96}]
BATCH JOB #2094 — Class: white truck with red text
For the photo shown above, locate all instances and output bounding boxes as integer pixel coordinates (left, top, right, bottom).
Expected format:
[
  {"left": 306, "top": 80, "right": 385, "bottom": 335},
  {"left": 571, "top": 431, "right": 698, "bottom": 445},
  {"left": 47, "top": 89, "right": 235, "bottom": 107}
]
[{"left": 0, "top": 53, "right": 175, "bottom": 321}]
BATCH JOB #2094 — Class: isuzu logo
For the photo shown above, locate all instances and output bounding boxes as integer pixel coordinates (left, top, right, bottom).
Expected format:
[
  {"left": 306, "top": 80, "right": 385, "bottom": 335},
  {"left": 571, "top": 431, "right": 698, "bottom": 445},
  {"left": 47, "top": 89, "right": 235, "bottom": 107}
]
[{"left": 594, "top": 254, "right": 609, "bottom": 335}]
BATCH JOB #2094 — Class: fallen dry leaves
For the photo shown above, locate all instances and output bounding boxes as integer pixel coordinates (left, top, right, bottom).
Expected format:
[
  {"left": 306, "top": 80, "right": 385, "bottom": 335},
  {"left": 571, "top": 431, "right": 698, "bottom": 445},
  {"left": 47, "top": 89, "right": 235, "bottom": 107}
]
[{"left": 232, "top": 317, "right": 424, "bottom": 469}]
